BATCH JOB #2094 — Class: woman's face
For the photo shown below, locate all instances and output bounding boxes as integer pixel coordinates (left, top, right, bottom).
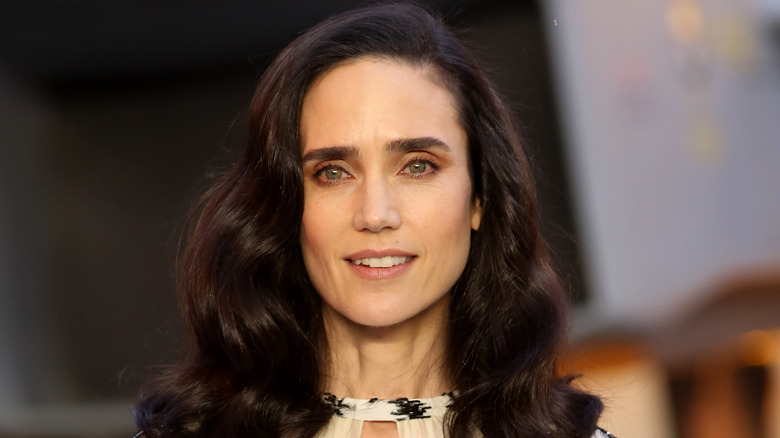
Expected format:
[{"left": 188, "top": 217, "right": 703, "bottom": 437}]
[{"left": 300, "top": 58, "right": 481, "bottom": 328}]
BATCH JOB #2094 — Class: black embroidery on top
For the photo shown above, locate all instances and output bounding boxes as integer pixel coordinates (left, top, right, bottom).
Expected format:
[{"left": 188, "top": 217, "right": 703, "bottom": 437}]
[
  {"left": 322, "top": 392, "right": 352, "bottom": 416},
  {"left": 321, "top": 392, "right": 453, "bottom": 421},
  {"left": 388, "top": 397, "right": 431, "bottom": 420},
  {"left": 597, "top": 427, "right": 617, "bottom": 438}
]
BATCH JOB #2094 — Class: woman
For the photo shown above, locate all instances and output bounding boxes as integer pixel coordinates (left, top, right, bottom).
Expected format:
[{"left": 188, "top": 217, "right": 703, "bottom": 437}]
[{"left": 134, "top": 3, "right": 610, "bottom": 437}]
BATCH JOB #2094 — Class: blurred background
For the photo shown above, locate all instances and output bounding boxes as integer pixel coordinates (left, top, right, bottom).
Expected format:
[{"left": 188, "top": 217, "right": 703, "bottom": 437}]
[{"left": 0, "top": 0, "right": 778, "bottom": 437}]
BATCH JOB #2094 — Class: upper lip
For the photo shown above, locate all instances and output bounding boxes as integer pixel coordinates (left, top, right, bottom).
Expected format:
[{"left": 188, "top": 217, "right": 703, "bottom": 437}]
[{"left": 344, "top": 249, "right": 416, "bottom": 260}]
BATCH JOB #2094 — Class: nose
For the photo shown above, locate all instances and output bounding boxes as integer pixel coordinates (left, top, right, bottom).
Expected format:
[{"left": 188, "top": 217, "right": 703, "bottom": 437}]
[{"left": 352, "top": 176, "right": 401, "bottom": 232}]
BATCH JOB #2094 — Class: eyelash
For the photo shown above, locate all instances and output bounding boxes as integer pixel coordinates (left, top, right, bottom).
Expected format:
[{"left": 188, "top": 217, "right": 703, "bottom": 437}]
[
  {"left": 312, "top": 164, "right": 350, "bottom": 185},
  {"left": 402, "top": 157, "right": 439, "bottom": 178},
  {"left": 311, "top": 156, "right": 440, "bottom": 185}
]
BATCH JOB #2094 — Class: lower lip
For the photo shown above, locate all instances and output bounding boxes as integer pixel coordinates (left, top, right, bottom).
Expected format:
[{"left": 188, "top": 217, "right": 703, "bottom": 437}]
[{"left": 346, "top": 257, "right": 415, "bottom": 280}]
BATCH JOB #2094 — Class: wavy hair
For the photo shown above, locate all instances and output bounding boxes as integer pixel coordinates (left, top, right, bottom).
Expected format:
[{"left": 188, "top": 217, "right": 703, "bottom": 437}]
[{"left": 134, "top": 3, "right": 602, "bottom": 437}]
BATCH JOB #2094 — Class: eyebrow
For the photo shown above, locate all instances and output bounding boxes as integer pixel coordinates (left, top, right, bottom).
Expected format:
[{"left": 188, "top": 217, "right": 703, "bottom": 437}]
[
  {"left": 385, "top": 136, "right": 451, "bottom": 154},
  {"left": 301, "top": 146, "right": 358, "bottom": 163},
  {"left": 302, "top": 136, "right": 450, "bottom": 164}
]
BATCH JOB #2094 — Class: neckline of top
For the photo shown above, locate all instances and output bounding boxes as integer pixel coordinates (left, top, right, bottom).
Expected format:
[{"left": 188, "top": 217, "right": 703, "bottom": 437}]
[{"left": 322, "top": 392, "right": 453, "bottom": 421}]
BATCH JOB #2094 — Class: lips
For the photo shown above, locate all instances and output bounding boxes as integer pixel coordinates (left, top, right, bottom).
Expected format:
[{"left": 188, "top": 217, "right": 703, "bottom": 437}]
[
  {"left": 351, "top": 256, "right": 414, "bottom": 267},
  {"left": 344, "top": 250, "right": 416, "bottom": 279},
  {"left": 346, "top": 249, "right": 415, "bottom": 261}
]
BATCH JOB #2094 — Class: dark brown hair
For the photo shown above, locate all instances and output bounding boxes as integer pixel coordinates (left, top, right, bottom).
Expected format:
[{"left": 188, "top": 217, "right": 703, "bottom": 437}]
[{"left": 134, "top": 3, "right": 602, "bottom": 437}]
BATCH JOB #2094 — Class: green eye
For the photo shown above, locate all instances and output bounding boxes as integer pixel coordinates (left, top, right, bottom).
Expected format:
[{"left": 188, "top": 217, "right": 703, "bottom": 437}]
[
  {"left": 408, "top": 161, "right": 427, "bottom": 173},
  {"left": 324, "top": 167, "right": 343, "bottom": 179}
]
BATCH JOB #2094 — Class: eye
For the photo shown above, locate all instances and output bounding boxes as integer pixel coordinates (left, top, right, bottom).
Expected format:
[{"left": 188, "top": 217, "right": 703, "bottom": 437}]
[
  {"left": 401, "top": 158, "right": 438, "bottom": 177},
  {"left": 312, "top": 164, "right": 351, "bottom": 184},
  {"left": 323, "top": 167, "right": 344, "bottom": 180},
  {"left": 407, "top": 161, "right": 427, "bottom": 174}
]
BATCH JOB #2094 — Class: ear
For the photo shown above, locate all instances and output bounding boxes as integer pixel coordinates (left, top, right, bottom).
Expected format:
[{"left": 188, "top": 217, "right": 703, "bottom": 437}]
[{"left": 470, "top": 197, "right": 482, "bottom": 231}]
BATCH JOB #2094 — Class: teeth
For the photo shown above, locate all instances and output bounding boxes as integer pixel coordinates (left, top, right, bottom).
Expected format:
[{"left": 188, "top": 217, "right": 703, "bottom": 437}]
[{"left": 352, "top": 256, "right": 411, "bottom": 267}]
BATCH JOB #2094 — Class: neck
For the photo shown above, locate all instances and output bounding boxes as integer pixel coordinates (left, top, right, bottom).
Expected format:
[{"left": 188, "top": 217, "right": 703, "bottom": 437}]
[{"left": 320, "top": 297, "right": 451, "bottom": 399}]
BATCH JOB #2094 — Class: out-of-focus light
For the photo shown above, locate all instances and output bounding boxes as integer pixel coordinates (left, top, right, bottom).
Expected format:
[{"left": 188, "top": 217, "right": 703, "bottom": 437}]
[
  {"left": 715, "top": 13, "right": 758, "bottom": 73},
  {"left": 666, "top": 0, "right": 705, "bottom": 44},
  {"left": 689, "top": 118, "right": 725, "bottom": 170},
  {"left": 738, "top": 330, "right": 776, "bottom": 366}
]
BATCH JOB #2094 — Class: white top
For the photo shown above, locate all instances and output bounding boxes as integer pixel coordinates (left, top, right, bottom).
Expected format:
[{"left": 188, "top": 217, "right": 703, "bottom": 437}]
[{"left": 315, "top": 393, "right": 616, "bottom": 438}]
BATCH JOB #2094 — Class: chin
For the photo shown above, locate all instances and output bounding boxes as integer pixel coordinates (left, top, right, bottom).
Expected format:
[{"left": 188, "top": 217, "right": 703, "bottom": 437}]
[
  {"left": 342, "top": 306, "right": 414, "bottom": 329},
  {"left": 330, "top": 294, "right": 448, "bottom": 330}
]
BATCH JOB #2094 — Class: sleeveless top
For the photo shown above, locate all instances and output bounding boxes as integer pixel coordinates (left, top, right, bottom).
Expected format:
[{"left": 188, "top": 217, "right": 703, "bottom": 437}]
[{"left": 315, "top": 393, "right": 617, "bottom": 438}]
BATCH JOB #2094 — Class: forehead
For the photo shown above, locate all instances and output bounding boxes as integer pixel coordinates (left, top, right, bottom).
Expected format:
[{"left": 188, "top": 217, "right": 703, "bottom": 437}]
[
  {"left": 310, "top": 56, "right": 454, "bottom": 96},
  {"left": 300, "top": 57, "right": 464, "bottom": 152}
]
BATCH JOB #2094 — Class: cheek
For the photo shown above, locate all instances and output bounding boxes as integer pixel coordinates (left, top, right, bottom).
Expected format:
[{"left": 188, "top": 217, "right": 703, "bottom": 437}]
[
  {"left": 300, "top": 198, "right": 342, "bottom": 275},
  {"left": 419, "top": 180, "right": 473, "bottom": 228},
  {"left": 300, "top": 225, "right": 326, "bottom": 296},
  {"left": 301, "top": 212, "right": 324, "bottom": 261},
  {"left": 448, "top": 183, "right": 477, "bottom": 253}
]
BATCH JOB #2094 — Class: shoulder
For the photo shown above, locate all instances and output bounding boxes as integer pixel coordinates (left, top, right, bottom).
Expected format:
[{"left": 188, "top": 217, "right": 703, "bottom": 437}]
[{"left": 593, "top": 427, "right": 618, "bottom": 438}]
